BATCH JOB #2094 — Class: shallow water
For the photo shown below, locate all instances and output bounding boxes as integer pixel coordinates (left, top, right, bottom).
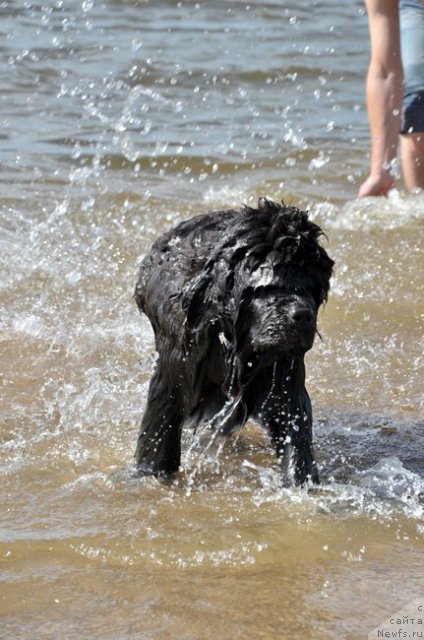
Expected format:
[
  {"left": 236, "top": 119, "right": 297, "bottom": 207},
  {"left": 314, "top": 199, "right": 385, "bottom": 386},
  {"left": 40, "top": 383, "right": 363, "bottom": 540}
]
[{"left": 1, "top": 1, "right": 424, "bottom": 639}]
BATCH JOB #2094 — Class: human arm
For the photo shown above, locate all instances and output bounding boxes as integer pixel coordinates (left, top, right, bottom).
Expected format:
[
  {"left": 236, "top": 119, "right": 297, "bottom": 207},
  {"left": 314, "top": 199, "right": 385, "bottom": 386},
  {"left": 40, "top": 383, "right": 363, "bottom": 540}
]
[{"left": 359, "top": 0, "right": 403, "bottom": 197}]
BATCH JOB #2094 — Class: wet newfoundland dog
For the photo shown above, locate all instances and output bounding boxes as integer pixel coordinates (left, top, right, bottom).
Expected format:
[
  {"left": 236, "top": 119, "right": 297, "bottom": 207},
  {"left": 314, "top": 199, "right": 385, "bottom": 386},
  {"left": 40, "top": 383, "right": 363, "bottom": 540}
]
[{"left": 134, "top": 198, "right": 334, "bottom": 485}]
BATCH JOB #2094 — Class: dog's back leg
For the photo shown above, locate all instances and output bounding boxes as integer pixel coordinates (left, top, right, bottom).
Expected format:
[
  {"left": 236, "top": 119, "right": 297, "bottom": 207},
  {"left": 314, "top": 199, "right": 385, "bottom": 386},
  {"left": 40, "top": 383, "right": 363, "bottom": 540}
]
[{"left": 135, "top": 365, "right": 183, "bottom": 477}]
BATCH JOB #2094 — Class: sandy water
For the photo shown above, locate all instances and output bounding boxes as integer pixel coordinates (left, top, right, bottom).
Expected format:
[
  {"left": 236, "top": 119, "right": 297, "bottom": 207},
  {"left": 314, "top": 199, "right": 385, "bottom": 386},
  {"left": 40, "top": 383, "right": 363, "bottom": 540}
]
[{"left": 1, "top": 1, "right": 424, "bottom": 639}]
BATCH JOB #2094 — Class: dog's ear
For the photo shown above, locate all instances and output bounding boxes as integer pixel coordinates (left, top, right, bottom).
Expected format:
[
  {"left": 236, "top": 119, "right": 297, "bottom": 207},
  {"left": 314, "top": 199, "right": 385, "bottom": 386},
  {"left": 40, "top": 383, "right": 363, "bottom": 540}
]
[
  {"left": 233, "top": 288, "right": 254, "bottom": 352},
  {"left": 312, "top": 246, "right": 334, "bottom": 307},
  {"left": 181, "top": 272, "right": 223, "bottom": 331}
]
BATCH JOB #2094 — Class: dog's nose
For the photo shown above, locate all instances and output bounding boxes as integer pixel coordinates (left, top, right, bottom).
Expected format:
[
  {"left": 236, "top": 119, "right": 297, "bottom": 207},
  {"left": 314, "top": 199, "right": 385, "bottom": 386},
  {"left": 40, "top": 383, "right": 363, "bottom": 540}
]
[{"left": 290, "top": 307, "right": 315, "bottom": 326}]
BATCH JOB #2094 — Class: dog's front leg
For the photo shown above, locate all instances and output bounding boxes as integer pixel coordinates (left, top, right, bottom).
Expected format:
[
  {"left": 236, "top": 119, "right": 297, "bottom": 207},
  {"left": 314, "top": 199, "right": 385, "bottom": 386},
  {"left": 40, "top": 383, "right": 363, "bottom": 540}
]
[
  {"left": 135, "top": 365, "right": 183, "bottom": 477},
  {"left": 267, "top": 390, "right": 319, "bottom": 487}
]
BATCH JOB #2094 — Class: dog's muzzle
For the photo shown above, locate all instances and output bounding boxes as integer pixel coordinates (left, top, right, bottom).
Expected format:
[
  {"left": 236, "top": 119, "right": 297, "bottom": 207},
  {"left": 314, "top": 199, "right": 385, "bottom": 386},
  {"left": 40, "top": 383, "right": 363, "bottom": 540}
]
[
  {"left": 285, "top": 299, "right": 317, "bottom": 351},
  {"left": 241, "top": 293, "right": 317, "bottom": 359}
]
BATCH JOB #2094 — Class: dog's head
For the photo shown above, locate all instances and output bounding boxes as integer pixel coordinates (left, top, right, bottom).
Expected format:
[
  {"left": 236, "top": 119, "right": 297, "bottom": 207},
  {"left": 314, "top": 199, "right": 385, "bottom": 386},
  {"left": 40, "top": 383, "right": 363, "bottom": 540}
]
[{"left": 182, "top": 199, "right": 334, "bottom": 366}]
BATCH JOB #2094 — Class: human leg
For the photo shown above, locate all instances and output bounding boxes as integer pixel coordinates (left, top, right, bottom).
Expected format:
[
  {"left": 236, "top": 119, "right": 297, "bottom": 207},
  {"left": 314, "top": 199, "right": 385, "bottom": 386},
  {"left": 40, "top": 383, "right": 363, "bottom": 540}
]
[
  {"left": 400, "top": 1, "right": 424, "bottom": 190},
  {"left": 400, "top": 132, "right": 424, "bottom": 190}
]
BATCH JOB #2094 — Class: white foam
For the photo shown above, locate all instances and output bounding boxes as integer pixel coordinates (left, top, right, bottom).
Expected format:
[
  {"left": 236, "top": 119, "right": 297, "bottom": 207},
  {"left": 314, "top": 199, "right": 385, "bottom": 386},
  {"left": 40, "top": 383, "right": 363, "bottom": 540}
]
[{"left": 313, "top": 191, "right": 424, "bottom": 231}]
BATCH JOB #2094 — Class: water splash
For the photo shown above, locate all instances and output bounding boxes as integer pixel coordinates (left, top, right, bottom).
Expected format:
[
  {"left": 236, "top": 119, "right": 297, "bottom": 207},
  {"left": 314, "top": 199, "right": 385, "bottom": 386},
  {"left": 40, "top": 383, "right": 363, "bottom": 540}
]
[{"left": 313, "top": 191, "right": 424, "bottom": 231}]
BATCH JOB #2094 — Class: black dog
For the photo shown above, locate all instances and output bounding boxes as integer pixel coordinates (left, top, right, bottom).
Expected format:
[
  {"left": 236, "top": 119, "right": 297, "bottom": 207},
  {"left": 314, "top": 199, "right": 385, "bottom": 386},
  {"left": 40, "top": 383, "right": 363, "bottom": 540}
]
[{"left": 134, "top": 198, "right": 334, "bottom": 485}]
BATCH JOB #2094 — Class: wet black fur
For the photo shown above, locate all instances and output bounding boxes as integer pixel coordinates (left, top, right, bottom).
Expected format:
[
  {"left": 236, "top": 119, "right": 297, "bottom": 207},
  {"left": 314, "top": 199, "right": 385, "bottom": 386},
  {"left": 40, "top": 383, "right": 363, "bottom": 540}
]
[{"left": 134, "top": 198, "right": 334, "bottom": 485}]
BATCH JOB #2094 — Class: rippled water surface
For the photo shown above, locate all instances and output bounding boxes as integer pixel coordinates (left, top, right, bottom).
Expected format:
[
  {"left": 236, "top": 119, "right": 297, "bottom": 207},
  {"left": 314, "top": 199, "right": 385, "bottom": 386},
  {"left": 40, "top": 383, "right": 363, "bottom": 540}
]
[{"left": 1, "top": 1, "right": 423, "bottom": 639}]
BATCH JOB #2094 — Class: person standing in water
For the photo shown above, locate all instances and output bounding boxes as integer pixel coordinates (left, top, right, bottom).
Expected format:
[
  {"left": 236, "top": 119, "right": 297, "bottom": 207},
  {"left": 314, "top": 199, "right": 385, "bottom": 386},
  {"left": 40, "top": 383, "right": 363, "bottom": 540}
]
[{"left": 359, "top": 0, "right": 424, "bottom": 196}]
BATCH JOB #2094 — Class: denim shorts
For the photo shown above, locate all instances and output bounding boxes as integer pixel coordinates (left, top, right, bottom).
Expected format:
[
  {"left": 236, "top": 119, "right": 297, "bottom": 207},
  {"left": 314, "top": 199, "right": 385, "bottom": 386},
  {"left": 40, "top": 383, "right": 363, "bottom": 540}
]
[{"left": 400, "top": 0, "right": 424, "bottom": 133}]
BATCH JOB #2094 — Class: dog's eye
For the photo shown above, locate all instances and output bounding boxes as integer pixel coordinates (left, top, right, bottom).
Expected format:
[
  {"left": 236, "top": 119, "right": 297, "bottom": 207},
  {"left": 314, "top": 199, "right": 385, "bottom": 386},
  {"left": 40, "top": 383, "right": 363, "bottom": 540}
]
[{"left": 274, "top": 236, "right": 297, "bottom": 250}]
